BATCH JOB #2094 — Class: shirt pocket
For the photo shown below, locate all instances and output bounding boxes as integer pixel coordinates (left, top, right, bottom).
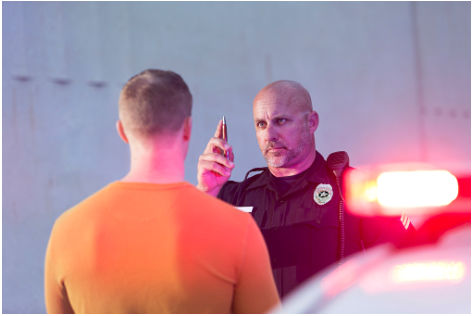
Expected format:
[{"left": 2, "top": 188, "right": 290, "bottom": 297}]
[{"left": 291, "top": 216, "right": 340, "bottom": 266}]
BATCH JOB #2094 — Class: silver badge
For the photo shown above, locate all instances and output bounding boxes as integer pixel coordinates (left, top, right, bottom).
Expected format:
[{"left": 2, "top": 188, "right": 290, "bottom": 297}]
[{"left": 314, "top": 183, "right": 333, "bottom": 205}]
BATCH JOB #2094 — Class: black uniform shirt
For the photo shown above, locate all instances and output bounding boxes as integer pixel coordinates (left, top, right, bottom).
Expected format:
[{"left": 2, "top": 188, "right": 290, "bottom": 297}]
[{"left": 218, "top": 151, "right": 413, "bottom": 298}]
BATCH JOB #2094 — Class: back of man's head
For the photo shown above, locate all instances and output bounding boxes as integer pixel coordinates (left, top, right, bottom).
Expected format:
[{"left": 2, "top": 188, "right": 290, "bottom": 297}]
[{"left": 119, "top": 69, "right": 192, "bottom": 138}]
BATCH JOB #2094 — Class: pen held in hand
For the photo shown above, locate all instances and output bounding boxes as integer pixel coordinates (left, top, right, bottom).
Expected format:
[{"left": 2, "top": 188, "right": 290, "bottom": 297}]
[{"left": 222, "top": 116, "right": 230, "bottom": 159}]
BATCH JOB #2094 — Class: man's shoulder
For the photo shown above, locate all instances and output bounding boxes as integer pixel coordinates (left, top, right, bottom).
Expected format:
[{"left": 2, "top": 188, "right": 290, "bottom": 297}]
[
  {"left": 185, "top": 184, "right": 235, "bottom": 207},
  {"left": 182, "top": 184, "right": 250, "bottom": 215},
  {"left": 48, "top": 184, "right": 112, "bottom": 247},
  {"left": 175, "top": 185, "right": 258, "bottom": 238},
  {"left": 54, "top": 185, "right": 111, "bottom": 226}
]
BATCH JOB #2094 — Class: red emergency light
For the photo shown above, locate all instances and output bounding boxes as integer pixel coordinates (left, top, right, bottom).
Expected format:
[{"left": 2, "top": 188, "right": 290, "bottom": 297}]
[{"left": 344, "top": 163, "right": 471, "bottom": 216}]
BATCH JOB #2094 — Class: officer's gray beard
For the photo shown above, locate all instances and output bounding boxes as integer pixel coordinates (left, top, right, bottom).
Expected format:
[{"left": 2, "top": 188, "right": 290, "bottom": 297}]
[{"left": 264, "top": 128, "right": 313, "bottom": 168}]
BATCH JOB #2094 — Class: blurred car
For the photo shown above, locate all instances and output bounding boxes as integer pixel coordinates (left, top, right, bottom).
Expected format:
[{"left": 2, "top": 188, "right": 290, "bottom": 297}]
[{"left": 272, "top": 163, "right": 471, "bottom": 314}]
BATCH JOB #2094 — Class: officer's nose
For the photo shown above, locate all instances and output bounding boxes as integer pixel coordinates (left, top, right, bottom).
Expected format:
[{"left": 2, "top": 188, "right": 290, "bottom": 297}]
[{"left": 264, "top": 125, "right": 278, "bottom": 142}]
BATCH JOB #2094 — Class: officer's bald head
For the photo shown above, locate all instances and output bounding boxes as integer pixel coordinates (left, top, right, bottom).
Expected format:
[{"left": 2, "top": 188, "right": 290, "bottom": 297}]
[{"left": 254, "top": 80, "right": 313, "bottom": 113}]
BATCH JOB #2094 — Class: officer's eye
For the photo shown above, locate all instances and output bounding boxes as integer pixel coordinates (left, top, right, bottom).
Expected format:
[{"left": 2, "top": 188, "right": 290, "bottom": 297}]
[
  {"left": 257, "top": 121, "right": 266, "bottom": 129},
  {"left": 276, "top": 118, "right": 287, "bottom": 125}
]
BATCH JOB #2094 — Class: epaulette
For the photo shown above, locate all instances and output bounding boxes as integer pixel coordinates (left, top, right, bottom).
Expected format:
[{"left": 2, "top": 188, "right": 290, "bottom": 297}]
[{"left": 244, "top": 167, "right": 268, "bottom": 180}]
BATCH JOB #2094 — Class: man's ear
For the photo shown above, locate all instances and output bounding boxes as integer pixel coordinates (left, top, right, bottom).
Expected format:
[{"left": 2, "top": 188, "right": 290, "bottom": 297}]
[
  {"left": 308, "top": 111, "right": 319, "bottom": 133},
  {"left": 116, "top": 120, "right": 129, "bottom": 144},
  {"left": 183, "top": 117, "right": 192, "bottom": 141}
]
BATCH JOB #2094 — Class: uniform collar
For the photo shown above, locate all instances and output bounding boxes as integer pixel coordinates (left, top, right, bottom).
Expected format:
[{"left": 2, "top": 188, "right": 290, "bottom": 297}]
[{"left": 245, "top": 151, "right": 330, "bottom": 192}]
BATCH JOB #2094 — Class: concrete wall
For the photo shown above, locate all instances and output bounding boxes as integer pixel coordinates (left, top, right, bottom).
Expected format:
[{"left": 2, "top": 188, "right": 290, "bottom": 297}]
[{"left": 2, "top": 2, "right": 470, "bottom": 313}]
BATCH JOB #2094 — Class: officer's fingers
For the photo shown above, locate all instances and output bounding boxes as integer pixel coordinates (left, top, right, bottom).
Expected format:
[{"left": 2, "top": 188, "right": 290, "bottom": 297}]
[
  {"left": 199, "top": 152, "right": 235, "bottom": 169},
  {"left": 201, "top": 120, "right": 224, "bottom": 155},
  {"left": 228, "top": 149, "right": 235, "bottom": 163},
  {"left": 205, "top": 137, "right": 232, "bottom": 155},
  {"left": 198, "top": 157, "right": 232, "bottom": 177},
  {"left": 213, "top": 119, "right": 223, "bottom": 139},
  {"left": 210, "top": 152, "right": 235, "bottom": 169}
]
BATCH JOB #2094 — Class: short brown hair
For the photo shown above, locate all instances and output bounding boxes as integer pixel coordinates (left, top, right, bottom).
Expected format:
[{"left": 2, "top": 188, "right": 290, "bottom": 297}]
[{"left": 119, "top": 69, "right": 192, "bottom": 136}]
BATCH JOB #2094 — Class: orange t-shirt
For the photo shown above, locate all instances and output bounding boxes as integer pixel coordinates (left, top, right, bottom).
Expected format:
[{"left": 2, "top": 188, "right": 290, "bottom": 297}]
[{"left": 45, "top": 181, "right": 279, "bottom": 313}]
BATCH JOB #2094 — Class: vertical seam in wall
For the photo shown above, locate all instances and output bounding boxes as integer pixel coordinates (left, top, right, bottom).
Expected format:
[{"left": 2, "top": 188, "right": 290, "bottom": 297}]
[{"left": 410, "top": 1, "right": 427, "bottom": 163}]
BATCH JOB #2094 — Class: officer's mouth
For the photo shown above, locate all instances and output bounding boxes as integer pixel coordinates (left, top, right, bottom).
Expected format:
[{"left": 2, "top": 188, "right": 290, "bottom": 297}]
[{"left": 266, "top": 146, "right": 286, "bottom": 154}]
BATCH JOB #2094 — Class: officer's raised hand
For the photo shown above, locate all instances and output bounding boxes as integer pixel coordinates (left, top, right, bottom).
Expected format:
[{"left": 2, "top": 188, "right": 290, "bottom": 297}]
[{"left": 197, "top": 119, "right": 235, "bottom": 197}]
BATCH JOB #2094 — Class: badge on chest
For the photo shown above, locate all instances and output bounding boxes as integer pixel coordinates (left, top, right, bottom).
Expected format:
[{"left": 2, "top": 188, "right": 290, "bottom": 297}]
[{"left": 314, "top": 183, "right": 333, "bottom": 205}]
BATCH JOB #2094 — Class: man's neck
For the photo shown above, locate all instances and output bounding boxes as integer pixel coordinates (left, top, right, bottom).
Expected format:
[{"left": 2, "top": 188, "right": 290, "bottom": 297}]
[
  {"left": 268, "top": 150, "right": 316, "bottom": 178},
  {"left": 121, "top": 168, "right": 184, "bottom": 184},
  {"left": 121, "top": 139, "right": 185, "bottom": 184}
]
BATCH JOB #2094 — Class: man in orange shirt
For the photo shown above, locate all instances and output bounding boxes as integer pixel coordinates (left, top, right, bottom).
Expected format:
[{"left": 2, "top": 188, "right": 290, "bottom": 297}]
[{"left": 44, "top": 69, "right": 280, "bottom": 313}]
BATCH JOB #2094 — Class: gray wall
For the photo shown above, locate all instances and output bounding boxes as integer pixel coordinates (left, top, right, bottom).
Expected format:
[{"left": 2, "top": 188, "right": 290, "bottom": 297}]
[{"left": 3, "top": 2, "right": 470, "bottom": 313}]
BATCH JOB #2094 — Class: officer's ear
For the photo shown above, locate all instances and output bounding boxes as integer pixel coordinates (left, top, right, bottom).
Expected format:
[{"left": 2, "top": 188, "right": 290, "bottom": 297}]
[{"left": 308, "top": 111, "right": 319, "bottom": 133}]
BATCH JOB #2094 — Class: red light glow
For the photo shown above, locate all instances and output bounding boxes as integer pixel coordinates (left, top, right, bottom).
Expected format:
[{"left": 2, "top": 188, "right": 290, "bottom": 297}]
[{"left": 391, "top": 261, "right": 465, "bottom": 283}]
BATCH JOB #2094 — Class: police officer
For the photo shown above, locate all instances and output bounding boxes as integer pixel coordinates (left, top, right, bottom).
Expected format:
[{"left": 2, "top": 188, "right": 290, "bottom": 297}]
[{"left": 197, "top": 80, "right": 414, "bottom": 298}]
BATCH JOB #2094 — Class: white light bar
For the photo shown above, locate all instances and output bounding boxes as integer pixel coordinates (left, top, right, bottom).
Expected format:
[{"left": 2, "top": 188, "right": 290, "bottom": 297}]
[
  {"left": 392, "top": 261, "right": 465, "bottom": 283},
  {"left": 377, "top": 170, "right": 458, "bottom": 208}
]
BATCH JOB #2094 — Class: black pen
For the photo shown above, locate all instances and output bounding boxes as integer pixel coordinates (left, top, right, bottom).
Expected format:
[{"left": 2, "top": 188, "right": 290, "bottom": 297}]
[{"left": 222, "top": 116, "right": 230, "bottom": 159}]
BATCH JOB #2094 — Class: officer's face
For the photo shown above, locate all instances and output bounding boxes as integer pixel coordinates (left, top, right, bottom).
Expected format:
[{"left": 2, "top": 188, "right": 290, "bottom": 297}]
[{"left": 253, "top": 89, "right": 317, "bottom": 169}]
